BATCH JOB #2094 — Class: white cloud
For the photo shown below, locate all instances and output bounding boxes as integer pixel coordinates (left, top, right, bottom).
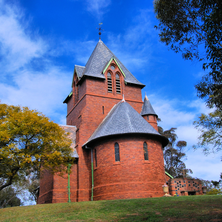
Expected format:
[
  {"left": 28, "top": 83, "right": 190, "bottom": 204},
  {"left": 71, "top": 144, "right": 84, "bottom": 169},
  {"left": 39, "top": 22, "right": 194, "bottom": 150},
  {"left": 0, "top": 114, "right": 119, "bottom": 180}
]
[
  {"left": 85, "top": 0, "right": 111, "bottom": 20},
  {"left": 0, "top": 67, "right": 70, "bottom": 123},
  {"left": 0, "top": 1, "right": 70, "bottom": 124},
  {"left": 0, "top": 0, "right": 46, "bottom": 73},
  {"left": 185, "top": 149, "right": 222, "bottom": 181},
  {"left": 189, "top": 99, "right": 214, "bottom": 114},
  {"left": 123, "top": 9, "right": 155, "bottom": 45},
  {"left": 72, "top": 40, "right": 97, "bottom": 64}
]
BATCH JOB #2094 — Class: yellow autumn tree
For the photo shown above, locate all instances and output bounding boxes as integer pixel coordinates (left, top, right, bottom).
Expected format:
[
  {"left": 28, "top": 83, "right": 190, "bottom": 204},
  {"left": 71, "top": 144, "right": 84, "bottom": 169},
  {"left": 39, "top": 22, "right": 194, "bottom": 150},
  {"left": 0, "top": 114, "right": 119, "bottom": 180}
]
[{"left": 0, "top": 103, "right": 73, "bottom": 191}]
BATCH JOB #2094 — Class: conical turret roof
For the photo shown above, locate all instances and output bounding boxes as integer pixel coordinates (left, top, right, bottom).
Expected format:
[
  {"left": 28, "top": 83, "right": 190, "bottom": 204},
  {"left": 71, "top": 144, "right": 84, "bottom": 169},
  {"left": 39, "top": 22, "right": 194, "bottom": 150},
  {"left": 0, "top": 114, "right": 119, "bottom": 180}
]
[
  {"left": 141, "top": 95, "right": 158, "bottom": 117},
  {"left": 83, "top": 100, "right": 168, "bottom": 147},
  {"left": 74, "top": 40, "right": 145, "bottom": 87}
]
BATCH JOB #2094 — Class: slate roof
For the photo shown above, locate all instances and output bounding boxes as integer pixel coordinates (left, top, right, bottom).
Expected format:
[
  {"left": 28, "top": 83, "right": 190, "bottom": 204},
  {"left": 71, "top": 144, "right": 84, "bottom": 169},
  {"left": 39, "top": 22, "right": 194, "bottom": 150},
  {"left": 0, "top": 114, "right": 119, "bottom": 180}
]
[
  {"left": 74, "top": 40, "right": 145, "bottom": 87},
  {"left": 141, "top": 95, "right": 158, "bottom": 117},
  {"left": 60, "top": 125, "right": 79, "bottom": 158},
  {"left": 75, "top": 65, "right": 85, "bottom": 79},
  {"left": 83, "top": 100, "right": 168, "bottom": 147}
]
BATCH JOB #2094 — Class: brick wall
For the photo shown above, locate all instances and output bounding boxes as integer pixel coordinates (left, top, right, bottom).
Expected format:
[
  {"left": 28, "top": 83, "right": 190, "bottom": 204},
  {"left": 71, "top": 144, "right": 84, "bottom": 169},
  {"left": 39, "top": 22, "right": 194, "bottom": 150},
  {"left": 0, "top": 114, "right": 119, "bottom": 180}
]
[
  {"left": 92, "top": 135, "right": 166, "bottom": 200},
  {"left": 38, "top": 169, "right": 53, "bottom": 204},
  {"left": 142, "top": 115, "right": 158, "bottom": 131}
]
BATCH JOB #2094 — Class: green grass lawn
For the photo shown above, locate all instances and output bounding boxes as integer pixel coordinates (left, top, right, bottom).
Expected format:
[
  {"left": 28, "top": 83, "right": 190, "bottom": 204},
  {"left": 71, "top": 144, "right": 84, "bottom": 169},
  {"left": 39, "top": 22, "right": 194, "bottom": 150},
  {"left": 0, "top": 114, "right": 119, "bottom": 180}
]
[{"left": 0, "top": 195, "right": 222, "bottom": 222}]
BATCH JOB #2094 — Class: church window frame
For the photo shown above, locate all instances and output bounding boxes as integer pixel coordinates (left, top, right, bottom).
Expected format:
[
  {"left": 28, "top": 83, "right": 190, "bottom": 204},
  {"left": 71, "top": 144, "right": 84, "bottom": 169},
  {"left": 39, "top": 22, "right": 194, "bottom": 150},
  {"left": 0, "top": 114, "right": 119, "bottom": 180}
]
[
  {"left": 107, "top": 72, "right": 113, "bottom": 93},
  {"left": 143, "top": 142, "right": 148, "bottom": 160},
  {"left": 115, "top": 73, "right": 121, "bottom": 94},
  {"left": 114, "top": 142, "right": 120, "bottom": 162},
  {"left": 110, "top": 64, "right": 115, "bottom": 70}
]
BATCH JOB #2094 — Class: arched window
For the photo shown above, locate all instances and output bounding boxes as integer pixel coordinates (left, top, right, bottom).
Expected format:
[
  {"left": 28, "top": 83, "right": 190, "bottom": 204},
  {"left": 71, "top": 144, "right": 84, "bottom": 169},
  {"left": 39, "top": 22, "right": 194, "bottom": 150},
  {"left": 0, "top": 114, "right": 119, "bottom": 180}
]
[
  {"left": 143, "top": 142, "right": 148, "bottom": 160},
  {"left": 107, "top": 72, "right": 113, "bottom": 93},
  {"left": 115, "top": 74, "right": 121, "bottom": 94},
  {"left": 115, "top": 142, "right": 120, "bottom": 161}
]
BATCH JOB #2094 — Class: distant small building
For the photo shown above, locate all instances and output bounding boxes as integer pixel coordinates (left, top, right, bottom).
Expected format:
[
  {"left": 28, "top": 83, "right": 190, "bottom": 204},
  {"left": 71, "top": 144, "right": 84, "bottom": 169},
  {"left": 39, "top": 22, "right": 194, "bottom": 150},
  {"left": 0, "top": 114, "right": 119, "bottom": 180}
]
[{"left": 168, "top": 178, "right": 203, "bottom": 196}]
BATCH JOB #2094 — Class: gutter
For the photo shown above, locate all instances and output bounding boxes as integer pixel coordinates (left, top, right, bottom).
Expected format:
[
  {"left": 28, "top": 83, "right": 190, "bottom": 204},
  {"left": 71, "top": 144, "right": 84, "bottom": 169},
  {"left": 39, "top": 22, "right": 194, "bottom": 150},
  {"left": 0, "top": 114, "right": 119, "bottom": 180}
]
[
  {"left": 67, "top": 163, "right": 72, "bottom": 203},
  {"left": 91, "top": 148, "right": 94, "bottom": 201}
]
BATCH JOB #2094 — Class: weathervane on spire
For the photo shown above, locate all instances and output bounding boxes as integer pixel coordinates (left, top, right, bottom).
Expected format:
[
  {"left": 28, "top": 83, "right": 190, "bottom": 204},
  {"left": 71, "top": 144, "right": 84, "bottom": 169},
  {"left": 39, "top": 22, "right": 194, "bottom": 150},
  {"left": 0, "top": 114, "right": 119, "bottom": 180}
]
[{"left": 97, "top": 23, "right": 103, "bottom": 40}]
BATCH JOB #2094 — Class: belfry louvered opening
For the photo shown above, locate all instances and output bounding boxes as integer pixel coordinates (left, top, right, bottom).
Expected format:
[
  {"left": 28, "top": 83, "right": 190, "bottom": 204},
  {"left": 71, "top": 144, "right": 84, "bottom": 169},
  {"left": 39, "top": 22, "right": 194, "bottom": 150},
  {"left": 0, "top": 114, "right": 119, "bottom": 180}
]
[
  {"left": 116, "top": 74, "right": 121, "bottom": 94},
  {"left": 107, "top": 72, "right": 113, "bottom": 93}
]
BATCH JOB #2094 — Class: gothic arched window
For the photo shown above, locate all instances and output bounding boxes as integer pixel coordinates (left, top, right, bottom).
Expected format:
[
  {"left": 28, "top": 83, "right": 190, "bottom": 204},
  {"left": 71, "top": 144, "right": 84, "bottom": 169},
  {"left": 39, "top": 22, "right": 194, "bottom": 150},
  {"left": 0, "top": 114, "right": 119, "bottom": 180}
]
[
  {"left": 115, "top": 142, "right": 120, "bottom": 161},
  {"left": 143, "top": 142, "right": 148, "bottom": 160},
  {"left": 115, "top": 73, "right": 121, "bottom": 94},
  {"left": 107, "top": 72, "right": 113, "bottom": 93}
]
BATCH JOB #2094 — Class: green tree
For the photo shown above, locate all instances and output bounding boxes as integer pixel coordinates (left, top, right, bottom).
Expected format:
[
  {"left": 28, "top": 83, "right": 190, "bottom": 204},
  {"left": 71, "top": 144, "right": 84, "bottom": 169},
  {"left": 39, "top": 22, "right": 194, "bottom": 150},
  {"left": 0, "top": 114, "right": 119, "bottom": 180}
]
[
  {"left": 0, "top": 185, "right": 21, "bottom": 208},
  {"left": 154, "top": 0, "right": 222, "bottom": 153},
  {"left": 193, "top": 110, "right": 222, "bottom": 154},
  {"left": 154, "top": 0, "right": 222, "bottom": 110},
  {"left": 206, "top": 188, "right": 222, "bottom": 195},
  {"left": 0, "top": 103, "right": 73, "bottom": 192},
  {"left": 200, "top": 179, "right": 214, "bottom": 192},
  {"left": 159, "top": 127, "right": 192, "bottom": 178}
]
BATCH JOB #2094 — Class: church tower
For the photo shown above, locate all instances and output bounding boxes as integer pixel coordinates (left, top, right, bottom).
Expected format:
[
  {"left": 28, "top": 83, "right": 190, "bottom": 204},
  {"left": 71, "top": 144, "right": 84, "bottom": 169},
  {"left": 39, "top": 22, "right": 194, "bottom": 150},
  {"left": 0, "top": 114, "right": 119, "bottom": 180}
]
[{"left": 38, "top": 40, "right": 168, "bottom": 204}]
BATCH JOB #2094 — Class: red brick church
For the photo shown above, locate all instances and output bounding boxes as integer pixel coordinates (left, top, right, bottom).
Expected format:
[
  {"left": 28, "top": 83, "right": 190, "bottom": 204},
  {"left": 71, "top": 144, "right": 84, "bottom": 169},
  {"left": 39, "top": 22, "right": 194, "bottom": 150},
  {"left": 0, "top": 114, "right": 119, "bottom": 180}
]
[{"left": 38, "top": 40, "right": 170, "bottom": 204}]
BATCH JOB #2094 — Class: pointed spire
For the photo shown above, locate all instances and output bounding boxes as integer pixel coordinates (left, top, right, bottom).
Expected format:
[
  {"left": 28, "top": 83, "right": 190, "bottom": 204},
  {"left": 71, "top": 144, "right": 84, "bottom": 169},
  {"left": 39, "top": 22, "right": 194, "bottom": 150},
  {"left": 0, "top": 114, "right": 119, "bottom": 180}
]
[
  {"left": 80, "top": 40, "right": 145, "bottom": 87},
  {"left": 140, "top": 96, "right": 158, "bottom": 117}
]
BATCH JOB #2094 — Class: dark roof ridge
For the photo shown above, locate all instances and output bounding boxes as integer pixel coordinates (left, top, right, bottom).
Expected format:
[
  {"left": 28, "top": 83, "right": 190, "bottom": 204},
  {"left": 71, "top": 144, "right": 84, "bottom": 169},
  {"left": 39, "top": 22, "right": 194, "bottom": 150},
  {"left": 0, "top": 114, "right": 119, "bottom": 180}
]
[
  {"left": 83, "top": 100, "right": 168, "bottom": 148},
  {"left": 98, "top": 41, "right": 145, "bottom": 86},
  {"left": 141, "top": 95, "right": 158, "bottom": 117},
  {"left": 80, "top": 40, "right": 145, "bottom": 86}
]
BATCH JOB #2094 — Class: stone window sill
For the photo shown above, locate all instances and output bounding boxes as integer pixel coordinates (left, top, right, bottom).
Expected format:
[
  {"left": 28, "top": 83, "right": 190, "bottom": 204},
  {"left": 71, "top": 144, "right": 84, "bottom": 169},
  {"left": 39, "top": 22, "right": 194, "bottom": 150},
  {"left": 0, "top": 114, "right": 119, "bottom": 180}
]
[
  {"left": 113, "top": 161, "right": 121, "bottom": 165},
  {"left": 144, "top": 160, "right": 150, "bottom": 164}
]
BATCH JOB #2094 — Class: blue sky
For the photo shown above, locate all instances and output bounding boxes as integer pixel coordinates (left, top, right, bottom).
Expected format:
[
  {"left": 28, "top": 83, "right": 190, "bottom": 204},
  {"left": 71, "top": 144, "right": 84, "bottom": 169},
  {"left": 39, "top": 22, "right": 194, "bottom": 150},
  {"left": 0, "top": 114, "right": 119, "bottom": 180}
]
[{"left": 0, "top": 0, "right": 221, "bottom": 185}]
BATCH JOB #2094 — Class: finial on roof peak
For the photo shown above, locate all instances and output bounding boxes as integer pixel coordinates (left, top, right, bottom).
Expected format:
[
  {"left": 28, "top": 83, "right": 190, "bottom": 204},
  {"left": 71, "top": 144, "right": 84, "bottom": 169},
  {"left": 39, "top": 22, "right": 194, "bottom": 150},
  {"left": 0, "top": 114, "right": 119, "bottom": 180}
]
[
  {"left": 97, "top": 23, "right": 104, "bottom": 40},
  {"left": 145, "top": 94, "right": 149, "bottom": 101},
  {"left": 122, "top": 94, "right": 125, "bottom": 102}
]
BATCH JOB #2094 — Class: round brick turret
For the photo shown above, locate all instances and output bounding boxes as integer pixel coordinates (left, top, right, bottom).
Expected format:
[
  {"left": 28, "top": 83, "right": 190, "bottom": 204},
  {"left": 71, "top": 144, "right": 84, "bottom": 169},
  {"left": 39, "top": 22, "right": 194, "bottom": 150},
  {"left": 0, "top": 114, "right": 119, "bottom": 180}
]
[
  {"left": 91, "top": 135, "right": 166, "bottom": 200},
  {"left": 141, "top": 95, "right": 158, "bottom": 131}
]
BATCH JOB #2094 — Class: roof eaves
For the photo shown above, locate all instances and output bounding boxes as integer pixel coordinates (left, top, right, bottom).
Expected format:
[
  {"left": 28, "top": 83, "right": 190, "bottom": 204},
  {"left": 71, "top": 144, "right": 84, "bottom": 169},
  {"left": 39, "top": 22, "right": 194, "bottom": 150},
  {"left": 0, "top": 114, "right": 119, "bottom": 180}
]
[
  {"left": 165, "top": 171, "right": 174, "bottom": 179},
  {"left": 113, "top": 58, "right": 126, "bottom": 78},
  {"left": 63, "top": 91, "right": 73, "bottom": 104},
  {"left": 71, "top": 69, "right": 75, "bottom": 87},
  {"left": 83, "top": 132, "right": 168, "bottom": 148},
  {"left": 72, "top": 65, "right": 85, "bottom": 87},
  {"left": 102, "top": 57, "right": 113, "bottom": 74},
  {"left": 125, "top": 81, "right": 145, "bottom": 88}
]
